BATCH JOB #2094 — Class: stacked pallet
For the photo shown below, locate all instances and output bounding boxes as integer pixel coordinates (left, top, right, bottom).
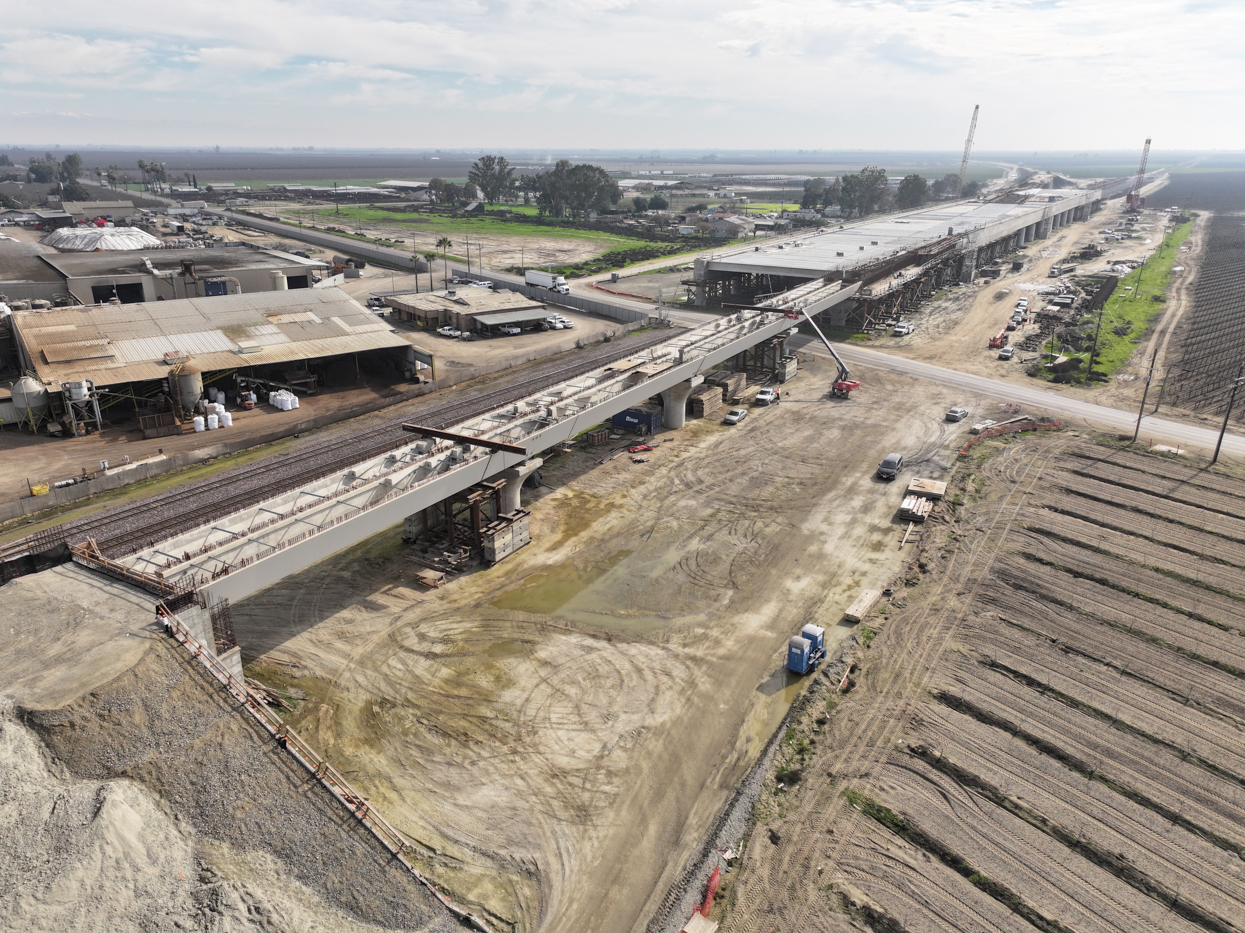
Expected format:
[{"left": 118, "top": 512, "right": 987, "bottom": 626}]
[
  {"left": 905, "top": 477, "right": 947, "bottom": 500},
  {"left": 689, "top": 383, "right": 726, "bottom": 419}
]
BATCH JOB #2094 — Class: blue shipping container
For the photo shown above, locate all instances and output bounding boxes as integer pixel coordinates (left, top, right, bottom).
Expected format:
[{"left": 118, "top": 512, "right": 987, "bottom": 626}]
[
  {"left": 612, "top": 408, "right": 662, "bottom": 434},
  {"left": 787, "top": 636, "right": 812, "bottom": 674}
]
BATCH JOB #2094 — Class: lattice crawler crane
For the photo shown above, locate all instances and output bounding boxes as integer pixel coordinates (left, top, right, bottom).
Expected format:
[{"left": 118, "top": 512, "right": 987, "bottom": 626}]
[{"left": 1126, "top": 138, "right": 1151, "bottom": 212}]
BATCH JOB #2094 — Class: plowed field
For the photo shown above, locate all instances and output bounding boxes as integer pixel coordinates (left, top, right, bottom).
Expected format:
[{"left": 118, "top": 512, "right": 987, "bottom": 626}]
[{"left": 721, "top": 437, "right": 1245, "bottom": 933}]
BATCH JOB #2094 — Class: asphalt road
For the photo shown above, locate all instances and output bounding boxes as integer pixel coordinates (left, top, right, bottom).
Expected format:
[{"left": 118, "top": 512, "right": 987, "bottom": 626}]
[{"left": 787, "top": 336, "right": 1245, "bottom": 458}]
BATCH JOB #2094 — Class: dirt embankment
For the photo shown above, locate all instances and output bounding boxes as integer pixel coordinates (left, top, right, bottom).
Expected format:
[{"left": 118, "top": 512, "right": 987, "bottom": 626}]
[
  {"left": 0, "top": 565, "right": 453, "bottom": 933},
  {"left": 721, "top": 434, "right": 1245, "bottom": 933}
]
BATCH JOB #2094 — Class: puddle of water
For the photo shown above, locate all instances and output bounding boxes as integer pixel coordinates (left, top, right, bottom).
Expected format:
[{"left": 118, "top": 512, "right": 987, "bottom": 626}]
[
  {"left": 484, "top": 640, "right": 526, "bottom": 659},
  {"left": 491, "top": 548, "right": 688, "bottom": 635}
]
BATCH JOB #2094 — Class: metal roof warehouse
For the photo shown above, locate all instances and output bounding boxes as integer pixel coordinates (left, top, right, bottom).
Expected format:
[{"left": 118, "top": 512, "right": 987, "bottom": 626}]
[{"left": 12, "top": 287, "right": 410, "bottom": 390}]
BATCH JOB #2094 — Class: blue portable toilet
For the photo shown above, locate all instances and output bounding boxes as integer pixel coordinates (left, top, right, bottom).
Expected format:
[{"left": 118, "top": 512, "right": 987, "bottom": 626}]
[
  {"left": 801, "top": 624, "right": 825, "bottom": 653},
  {"left": 787, "top": 636, "right": 812, "bottom": 674}
]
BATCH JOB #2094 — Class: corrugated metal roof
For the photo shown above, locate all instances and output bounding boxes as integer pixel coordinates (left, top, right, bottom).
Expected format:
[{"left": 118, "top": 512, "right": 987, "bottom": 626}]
[
  {"left": 474, "top": 309, "right": 551, "bottom": 326},
  {"left": 15, "top": 288, "right": 408, "bottom": 388}
]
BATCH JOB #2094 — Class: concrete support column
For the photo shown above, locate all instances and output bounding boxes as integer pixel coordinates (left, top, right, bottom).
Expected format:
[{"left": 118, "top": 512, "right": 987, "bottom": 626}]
[
  {"left": 660, "top": 380, "right": 697, "bottom": 429},
  {"left": 959, "top": 247, "right": 980, "bottom": 283},
  {"left": 1037, "top": 216, "right": 1053, "bottom": 239},
  {"left": 499, "top": 458, "right": 544, "bottom": 515},
  {"left": 1024, "top": 223, "right": 1035, "bottom": 243}
]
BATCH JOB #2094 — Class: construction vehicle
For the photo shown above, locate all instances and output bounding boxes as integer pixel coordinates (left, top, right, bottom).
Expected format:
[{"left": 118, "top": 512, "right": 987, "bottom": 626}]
[
  {"left": 988, "top": 329, "right": 1010, "bottom": 349},
  {"left": 792, "top": 306, "right": 861, "bottom": 397},
  {"left": 787, "top": 623, "right": 827, "bottom": 675},
  {"left": 1125, "top": 138, "right": 1151, "bottom": 212}
]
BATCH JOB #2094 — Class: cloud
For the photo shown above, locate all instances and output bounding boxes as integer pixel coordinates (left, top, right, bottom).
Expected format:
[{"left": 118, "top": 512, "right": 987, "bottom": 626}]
[{"left": 0, "top": 0, "right": 1239, "bottom": 149}]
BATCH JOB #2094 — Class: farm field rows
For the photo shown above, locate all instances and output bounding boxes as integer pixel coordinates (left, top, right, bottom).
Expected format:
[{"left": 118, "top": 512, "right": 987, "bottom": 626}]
[{"left": 720, "top": 435, "right": 1245, "bottom": 933}]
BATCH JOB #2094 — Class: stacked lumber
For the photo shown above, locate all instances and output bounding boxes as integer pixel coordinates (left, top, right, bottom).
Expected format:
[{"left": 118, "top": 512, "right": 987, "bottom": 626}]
[
  {"left": 905, "top": 477, "right": 947, "bottom": 500},
  {"left": 704, "top": 371, "right": 747, "bottom": 402},
  {"left": 844, "top": 589, "right": 881, "bottom": 623},
  {"left": 688, "top": 383, "right": 726, "bottom": 419},
  {"left": 899, "top": 495, "right": 934, "bottom": 522}
]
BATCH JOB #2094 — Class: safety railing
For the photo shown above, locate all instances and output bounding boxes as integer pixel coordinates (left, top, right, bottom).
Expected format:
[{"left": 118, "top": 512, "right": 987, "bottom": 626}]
[{"left": 156, "top": 603, "right": 495, "bottom": 933}]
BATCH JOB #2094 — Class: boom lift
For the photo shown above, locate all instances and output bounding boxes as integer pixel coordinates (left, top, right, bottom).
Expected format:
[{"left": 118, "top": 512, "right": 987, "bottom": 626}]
[{"left": 789, "top": 306, "right": 861, "bottom": 397}]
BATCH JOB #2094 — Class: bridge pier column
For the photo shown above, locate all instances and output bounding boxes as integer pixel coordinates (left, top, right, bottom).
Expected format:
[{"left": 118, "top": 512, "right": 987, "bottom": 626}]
[
  {"left": 1023, "top": 223, "right": 1035, "bottom": 243},
  {"left": 1037, "top": 216, "right": 1053, "bottom": 239},
  {"left": 499, "top": 458, "right": 544, "bottom": 514},
  {"left": 660, "top": 380, "right": 697, "bottom": 429},
  {"left": 959, "top": 247, "right": 980, "bottom": 283}
]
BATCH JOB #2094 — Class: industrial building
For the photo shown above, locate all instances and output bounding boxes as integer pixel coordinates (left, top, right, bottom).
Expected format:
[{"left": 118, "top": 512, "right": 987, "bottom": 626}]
[
  {"left": 691, "top": 184, "right": 1130, "bottom": 329},
  {"left": 0, "top": 244, "right": 329, "bottom": 305},
  {"left": 4, "top": 287, "right": 411, "bottom": 435},
  {"left": 384, "top": 288, "right": 551, "bottom": 333}
]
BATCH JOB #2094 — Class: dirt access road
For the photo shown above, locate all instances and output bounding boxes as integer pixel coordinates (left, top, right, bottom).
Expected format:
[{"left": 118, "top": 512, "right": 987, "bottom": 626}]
[
  {"left": 229, "top": 356, "right": 982, "bottom": 933},
  {"left": 721, "top": 434, "right": 1245, "bottom": 933}
]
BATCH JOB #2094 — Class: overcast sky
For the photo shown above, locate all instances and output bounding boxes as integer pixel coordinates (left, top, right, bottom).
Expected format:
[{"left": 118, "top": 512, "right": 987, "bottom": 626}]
[{"left": 2, "top": 0, "right": 1240, "bottom": 151}]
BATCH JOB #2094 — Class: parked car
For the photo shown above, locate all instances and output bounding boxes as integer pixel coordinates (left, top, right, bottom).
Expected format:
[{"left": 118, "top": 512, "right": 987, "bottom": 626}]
[
  {"left": 469, "top": 280, "right": 493, "bottom": 289},
  {"left": 499, "top": 325, "right": 522, "bottom": 336},
  {"left": 945, "top": 406, "right": 969, "bottom": 422},
  {"left": 754, "top": 387, "right": 778, "bottom": 405},
  {"left": 970, "top": 420, "right": 997, "bottom": 435},
  {"left": 436, "top": 326, "right": 461, "bottom": 338},
  {"left": 892, "top": 322, "right": 915, "bottom": 336},
  {"left": 876, "top": 452, "right": 904, "bottom": 481},
  {"left": 998, "top": 346, "right": 1015, "bottom": 360},
  {"left": 723, "top": 407, "right": 748, "bottom": 425}
]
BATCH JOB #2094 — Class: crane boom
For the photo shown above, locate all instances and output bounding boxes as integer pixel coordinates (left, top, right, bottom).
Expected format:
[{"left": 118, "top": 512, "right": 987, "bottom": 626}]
[
  {"left": 954, "top": 105, "right": 980, "bottom": 199},
  {"left": 1127, "top": 137, "right": 1151, "bottom": 210},
  {"left": 797, "top": 306, "right": 860, "bottom": 398}
]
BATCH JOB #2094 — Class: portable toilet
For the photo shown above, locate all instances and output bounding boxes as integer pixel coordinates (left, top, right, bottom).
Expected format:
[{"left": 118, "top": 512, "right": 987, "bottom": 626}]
[
  {"left": 801, "top": 624, "right": 825, "bottom": 653},
  {"left": 787, "top": 636, "right": 812, "bottom": 675}
]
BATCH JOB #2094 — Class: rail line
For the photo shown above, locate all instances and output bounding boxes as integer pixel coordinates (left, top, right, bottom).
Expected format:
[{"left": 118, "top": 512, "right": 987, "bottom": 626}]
[{"left": 4, "top": 328, "right": 683, "bottom": 561}]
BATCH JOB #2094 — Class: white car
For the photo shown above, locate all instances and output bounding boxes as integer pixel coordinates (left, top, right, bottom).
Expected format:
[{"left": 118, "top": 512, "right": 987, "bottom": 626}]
[
  {"left": 723, "top": 407, "right": 747, "bottom": 425},
  {"left": 754, "top": 387, "right": 777, "bottom": 405},
  {"left": 892, "top": 322, "right": 915, "bottom": 336},
  {"left": 469, "top": 280, "right": 493, "bottom": 288},
  {"left": 499, "top": 325, "right": 522, "bottom": 336},
  {"left": 946, "top": 406, "right": 969, "bottom": 422},
  {"left": 436, "top": 326, "right": 461, "bottom": 338},
  {"left": 545, "top": 314, "right": 574, "bottom": 329}
]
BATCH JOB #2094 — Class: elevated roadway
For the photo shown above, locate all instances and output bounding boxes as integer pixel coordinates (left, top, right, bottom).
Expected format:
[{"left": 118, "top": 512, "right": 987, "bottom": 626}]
[{"left": 118, "top": 305, "right": 824, "bottom": 604}]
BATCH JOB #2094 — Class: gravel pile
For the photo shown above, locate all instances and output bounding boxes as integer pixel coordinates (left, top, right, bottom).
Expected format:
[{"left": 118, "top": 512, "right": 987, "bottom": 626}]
[{"left": 20, "top": 641, "right": 456, "bottom": 933}]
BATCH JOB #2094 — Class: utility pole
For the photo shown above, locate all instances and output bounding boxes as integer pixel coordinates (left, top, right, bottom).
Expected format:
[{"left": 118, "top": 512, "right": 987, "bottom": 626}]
[
  {"left": 1132, "top": 347, "right": 1160, "bottom": 443},
  {"left": 1212, "top": 364, "right": 1245, "bottom": 465}
]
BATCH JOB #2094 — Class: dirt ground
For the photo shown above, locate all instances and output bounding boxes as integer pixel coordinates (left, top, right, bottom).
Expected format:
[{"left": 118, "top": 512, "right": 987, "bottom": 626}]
[
  {"left": 721, "top": 433, "right": 1245, "bottom": 932},
  {"left": 0, "top": 563, "right": 453, "bottom": 933},
  {"left": 866, "top": 199, "right": 1192, "bottom": 404},
  {"left": 227, "top": 357, "right": 981, "bottom": 933}
]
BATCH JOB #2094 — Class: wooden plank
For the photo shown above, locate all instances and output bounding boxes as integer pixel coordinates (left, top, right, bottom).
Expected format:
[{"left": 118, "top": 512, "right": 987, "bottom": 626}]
[
  {"left": 906, "top": 477, "right": 947, "bottom": 500},
  {"left": 844, "top": 588, "right": 881, "bottom": 622},
  {"left": 401, "top": 423, "right": 527, "bottom": 455}
]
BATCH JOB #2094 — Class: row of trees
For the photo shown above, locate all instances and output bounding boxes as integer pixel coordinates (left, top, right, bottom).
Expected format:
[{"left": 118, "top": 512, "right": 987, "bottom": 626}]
[
  {"left": 433, "top": 155, "right": 621, "bottom": 219},
  {"left": 800, "top": 168, "right": 982, "bottom": 218},
  {"left": 631, "top": 194, "right": 669, "bottom": 213}
]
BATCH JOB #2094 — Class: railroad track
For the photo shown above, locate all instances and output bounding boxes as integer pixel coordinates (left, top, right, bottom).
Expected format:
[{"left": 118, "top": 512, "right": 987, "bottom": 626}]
[{"left": 3, "top": 328, "right": 683, "bottom": 562}]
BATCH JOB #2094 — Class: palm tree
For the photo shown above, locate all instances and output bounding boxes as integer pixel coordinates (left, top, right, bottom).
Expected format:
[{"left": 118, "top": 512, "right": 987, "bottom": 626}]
[
  {"left": 435, "top": 237, "right": 452, "bottom": 290},
  {"left": 422, "top": 251, "right": 438, "bottom": 293}
]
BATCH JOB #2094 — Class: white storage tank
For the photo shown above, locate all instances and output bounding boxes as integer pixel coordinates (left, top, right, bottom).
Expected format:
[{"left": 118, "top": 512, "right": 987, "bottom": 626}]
[
  {"left": 65, "top": 380, "right": 90, "bottom": 401},
  {"left": 270, "top": 270, "right": 288, "bottom": 291},
  {"left": 11, "top": 376, "right": 50, "bottom": 422}
]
